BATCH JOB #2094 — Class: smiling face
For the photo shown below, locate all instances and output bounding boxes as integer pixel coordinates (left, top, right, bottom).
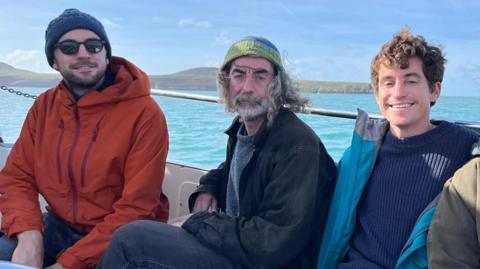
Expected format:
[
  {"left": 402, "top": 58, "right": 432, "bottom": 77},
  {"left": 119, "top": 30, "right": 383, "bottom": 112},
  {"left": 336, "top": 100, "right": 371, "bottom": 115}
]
[
  {"left": 52, "top": 29, "right": 109, "bottom": 96},
  {"left": 375, "top": 57, "right": 441, "bottom": 138}
]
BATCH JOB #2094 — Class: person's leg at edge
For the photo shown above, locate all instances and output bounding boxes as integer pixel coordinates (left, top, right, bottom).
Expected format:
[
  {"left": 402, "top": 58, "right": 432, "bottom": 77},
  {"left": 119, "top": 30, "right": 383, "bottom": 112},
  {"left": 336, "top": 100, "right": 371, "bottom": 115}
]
[
  {"left": 97, "top": 220, "right": 237, "bottom": 269},
  {"left": 0, "top": 213, "right": 83, "bottom": 266},
  {"left": 0, "top": 231, "right": 17, "bottom": 261},
  {"left": 42, "top": 213, "right": 83, "bottom": 266}
]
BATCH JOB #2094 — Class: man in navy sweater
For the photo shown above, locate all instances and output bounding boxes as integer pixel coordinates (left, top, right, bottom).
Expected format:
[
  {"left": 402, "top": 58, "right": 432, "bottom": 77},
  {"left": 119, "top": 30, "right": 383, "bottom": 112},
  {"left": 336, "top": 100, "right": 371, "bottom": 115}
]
[{"left": 318, "top": 29, "right": 479, "bottom": 269}]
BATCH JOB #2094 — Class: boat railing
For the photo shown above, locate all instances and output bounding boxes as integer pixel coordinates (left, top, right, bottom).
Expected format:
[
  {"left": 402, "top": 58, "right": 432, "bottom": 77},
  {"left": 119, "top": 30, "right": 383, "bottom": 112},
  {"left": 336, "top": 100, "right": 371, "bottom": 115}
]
[
  {"left": 1, "top": 88, "right": 479, "bottom": 220},
  {"left": 151, "top": 89, "right": 480, "bottom": 132}
]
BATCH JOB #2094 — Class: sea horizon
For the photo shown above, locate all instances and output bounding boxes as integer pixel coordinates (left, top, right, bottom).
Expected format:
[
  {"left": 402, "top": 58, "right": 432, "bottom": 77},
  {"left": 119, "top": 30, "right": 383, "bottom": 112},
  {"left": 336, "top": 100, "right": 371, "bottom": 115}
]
[{"left": 1, "top": 87, "right": 479, "bottom": 169}]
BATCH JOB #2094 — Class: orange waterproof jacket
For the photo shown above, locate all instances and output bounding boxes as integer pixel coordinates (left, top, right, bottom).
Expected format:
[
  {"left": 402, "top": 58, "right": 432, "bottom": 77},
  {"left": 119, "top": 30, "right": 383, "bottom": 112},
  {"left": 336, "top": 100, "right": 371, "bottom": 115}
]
[{"left": 0, "top": 57, "right": 169, "bottom": 269}]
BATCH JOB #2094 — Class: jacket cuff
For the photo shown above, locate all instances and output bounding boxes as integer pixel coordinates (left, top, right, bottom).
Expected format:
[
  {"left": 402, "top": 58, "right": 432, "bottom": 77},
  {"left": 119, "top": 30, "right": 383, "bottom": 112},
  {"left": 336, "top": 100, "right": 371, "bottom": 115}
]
[
  {"left": 182, "top": 211, "right": 214, "bottom": 234},
  {"left": 4, "top": 222, "right": 44, "bottom": 238},
  {"left": 57, "top": 251, "right": 87, "bottom": 269},
  {"left": 188, "top": 185, "right": 218, "bottom": 212}
]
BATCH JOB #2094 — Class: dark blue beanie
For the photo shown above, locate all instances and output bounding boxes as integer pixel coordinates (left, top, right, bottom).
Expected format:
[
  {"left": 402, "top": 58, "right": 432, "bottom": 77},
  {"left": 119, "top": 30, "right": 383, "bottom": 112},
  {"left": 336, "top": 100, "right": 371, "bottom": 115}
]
[{"left": 45, "top": 8, "right": 112, "bottom": 67}]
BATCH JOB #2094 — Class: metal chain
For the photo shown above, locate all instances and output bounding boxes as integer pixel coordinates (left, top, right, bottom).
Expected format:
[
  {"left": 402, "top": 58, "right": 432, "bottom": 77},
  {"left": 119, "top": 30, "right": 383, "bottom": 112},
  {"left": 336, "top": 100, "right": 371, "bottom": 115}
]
[{"left": 0, "top": 85, "right": 37, "bottom": 99}]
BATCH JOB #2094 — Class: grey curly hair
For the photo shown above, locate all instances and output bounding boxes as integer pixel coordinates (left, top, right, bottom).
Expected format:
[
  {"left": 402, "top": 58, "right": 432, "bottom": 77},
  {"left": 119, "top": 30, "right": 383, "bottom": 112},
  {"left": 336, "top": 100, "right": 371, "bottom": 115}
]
[{"left": 217, "top": 63, "right": 310, "bottom": 125}]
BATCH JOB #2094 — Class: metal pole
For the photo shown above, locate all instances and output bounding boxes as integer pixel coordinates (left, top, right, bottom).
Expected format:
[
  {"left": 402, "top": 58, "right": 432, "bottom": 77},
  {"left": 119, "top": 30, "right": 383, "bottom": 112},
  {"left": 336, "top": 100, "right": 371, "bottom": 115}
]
[
  {"left": 150, "top": 89, "right": 480, "bottom": 132},
  {"left": 150, "top": 89, "right": 384, "bottom": 119},
  {"left": 151, "top": 89, "right": 219, "bottom": 103}
]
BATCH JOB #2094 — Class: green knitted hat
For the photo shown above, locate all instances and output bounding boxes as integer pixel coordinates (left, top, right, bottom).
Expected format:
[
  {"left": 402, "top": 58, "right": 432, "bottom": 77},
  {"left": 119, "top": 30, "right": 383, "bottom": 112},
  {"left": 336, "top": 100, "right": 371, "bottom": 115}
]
[{"left": 221, "top": 36, "right": 283, "bottom": 71}]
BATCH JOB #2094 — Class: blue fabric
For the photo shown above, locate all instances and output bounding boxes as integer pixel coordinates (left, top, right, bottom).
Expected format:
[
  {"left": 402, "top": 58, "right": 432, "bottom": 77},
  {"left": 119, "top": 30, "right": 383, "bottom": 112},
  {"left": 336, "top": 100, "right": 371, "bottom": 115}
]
[
  {"left": 0, "top": 213, "right": 83, "bottom": 266},
  {"left": 241, "top": 36, "right": 280, "bottom": 52},
  {"left": 226, "top": 124, "right": 255, "bottom": 216},
  {"left": 317, "top": 110, "right": 383, "bottom": 269},
  {"left": 317, "top": 110, "right": 478, "bottom": 269},
  {"left": 97, "top": 220, "right": 236, "bottom": 269},
  {"left": 44, "top": 8, "right": 111, "bottom": 67},
  {"left": 341, "top": 121, "right": 472, "bottom": 268},
  {"left": 395, "top": 203, "right": 436, "bottom": 269}
]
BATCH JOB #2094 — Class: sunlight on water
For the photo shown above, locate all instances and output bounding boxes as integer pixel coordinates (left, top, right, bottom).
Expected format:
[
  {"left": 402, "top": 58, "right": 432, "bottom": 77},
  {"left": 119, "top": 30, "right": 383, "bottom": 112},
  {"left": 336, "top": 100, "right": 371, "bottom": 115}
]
[{"left": 1, "top": 87, "right": 479, "bottom": 169}]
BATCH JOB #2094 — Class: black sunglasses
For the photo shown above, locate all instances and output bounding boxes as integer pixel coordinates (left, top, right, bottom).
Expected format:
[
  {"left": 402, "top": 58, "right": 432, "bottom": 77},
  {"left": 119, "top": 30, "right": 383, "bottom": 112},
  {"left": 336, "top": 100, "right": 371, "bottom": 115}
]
[{"left": 54, "top": 39, "right": 106, "bottom": 55}]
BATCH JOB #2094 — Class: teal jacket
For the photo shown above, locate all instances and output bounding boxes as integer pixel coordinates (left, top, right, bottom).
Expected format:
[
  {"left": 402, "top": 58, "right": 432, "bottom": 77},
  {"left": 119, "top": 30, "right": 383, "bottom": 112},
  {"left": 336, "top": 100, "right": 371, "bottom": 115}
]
[{"left": 317, "top": 110, "right": 435, "bottom": 269}]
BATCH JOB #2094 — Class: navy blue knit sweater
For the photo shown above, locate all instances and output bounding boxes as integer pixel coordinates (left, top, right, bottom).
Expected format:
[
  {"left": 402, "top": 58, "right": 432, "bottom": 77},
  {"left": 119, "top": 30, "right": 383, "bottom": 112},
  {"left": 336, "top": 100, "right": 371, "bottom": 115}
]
[{"left": 338, "top": 121, "right": 478, "bottom": 269}]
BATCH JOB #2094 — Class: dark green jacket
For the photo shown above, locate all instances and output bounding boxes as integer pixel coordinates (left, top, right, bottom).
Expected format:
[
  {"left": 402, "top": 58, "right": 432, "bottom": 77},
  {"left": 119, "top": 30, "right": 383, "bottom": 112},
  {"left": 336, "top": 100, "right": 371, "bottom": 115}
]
[
  {"left": 428, "top": 143, "right": 480, "bottom": 269},
  {"left": 185, "top": 108, "right": 337, "bottom": 269}
]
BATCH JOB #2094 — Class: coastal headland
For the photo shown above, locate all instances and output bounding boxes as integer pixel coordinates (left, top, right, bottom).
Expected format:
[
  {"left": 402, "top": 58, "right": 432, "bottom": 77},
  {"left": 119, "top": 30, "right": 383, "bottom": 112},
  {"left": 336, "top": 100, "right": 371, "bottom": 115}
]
[{"left": 0, "top": 62, "right": 372, "bottom": 93}]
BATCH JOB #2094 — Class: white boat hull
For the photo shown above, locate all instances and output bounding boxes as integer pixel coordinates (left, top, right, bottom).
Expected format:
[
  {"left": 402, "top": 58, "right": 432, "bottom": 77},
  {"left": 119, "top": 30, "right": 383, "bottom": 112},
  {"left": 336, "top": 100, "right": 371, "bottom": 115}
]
[{"left": 0, "top": 143, "right": 203, "bottom": 221}]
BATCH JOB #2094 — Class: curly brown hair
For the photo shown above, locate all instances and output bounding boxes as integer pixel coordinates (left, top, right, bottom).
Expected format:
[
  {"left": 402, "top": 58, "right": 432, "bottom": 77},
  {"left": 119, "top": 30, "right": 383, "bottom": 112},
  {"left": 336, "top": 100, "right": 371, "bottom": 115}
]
[{"left": 370, "top": 29, "right": 446, "bottom": 96}]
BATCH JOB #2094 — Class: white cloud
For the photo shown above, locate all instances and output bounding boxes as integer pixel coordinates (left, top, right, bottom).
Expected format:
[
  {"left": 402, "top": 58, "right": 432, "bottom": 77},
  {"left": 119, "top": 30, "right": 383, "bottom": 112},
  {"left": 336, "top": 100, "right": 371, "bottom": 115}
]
[
  {"left": 283, "top": 55, "right": 303, "bottom": 79},
  {"left": 212, "top": 31, "right": 231, "bottom": 47},
  {"left": 337, "top": 46, "right": 369, "bottom": 58},
  {"left": 177, "top": 18, "right": 212, "bottom": 28},
  {"left": 459, "top": 62, "right": 480, "bottom": 87},
  {"left": 0, "top": 49, "right": 51, "bottom": 73},
  {"left": 100, "top": 18, "right": 120, "bottom": 28},
  {"left": 205, "top": 59, "right": 221, "bottom": 67},
  {"left": 461, "top": 62, "right": 480, "bottom": 73},
  {"left": 3, "top": 49, "right": 38, "bottom": 62}
]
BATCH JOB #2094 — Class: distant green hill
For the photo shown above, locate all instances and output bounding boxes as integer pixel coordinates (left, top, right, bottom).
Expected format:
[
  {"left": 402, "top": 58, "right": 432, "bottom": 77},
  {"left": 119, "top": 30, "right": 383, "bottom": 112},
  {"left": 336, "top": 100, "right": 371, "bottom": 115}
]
[
  {"left": 150, "top": 67, "right": 218, "bottom": 90},
  {"left": 0, "top": 62, "right": 372, "bottom": 93},
  {"left": 298, "top": 80, "right": 372, "bottom": 93},
  {"left": 0, "top": 62, "right": 60, "bottom": 87}
]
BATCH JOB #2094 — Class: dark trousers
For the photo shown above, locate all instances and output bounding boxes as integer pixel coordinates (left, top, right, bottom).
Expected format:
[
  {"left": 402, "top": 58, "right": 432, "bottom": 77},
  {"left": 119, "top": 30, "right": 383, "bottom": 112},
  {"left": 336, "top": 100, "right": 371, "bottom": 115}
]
[
  {"left": 0, "top": 213, "right": 83, "bottom": 266},
  {"left": 97, "top": 220, "right": 237, "bottom": 269}
]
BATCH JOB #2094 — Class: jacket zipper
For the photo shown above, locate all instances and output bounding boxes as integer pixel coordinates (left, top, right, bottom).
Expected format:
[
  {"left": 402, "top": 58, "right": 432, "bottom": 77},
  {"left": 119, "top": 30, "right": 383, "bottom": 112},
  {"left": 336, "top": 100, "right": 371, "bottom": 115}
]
[
  {"left": 67, "top": 106, "right": 81, "bottom": 224},
  {"left": 56, "top": 120, "right": 65, "bottom": 184},
  {"left": 80, "top": 119, "right": 102, "bottom": 187}
]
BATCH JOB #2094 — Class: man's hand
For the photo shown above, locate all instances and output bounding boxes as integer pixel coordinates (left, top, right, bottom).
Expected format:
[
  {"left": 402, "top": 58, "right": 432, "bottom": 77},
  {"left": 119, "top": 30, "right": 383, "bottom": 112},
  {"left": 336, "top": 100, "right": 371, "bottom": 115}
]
[
  {"left": 45, "top": 262, "right": 67, "bottom": 269},
  {"left": 193, "top": 192, "right": 218, "bottom": 213},
  {"left": 11, "top": 230, "right": 44, "bottom": 268},
  {"left": 168, "top": 213, "right": 193, "bottom": 227}
]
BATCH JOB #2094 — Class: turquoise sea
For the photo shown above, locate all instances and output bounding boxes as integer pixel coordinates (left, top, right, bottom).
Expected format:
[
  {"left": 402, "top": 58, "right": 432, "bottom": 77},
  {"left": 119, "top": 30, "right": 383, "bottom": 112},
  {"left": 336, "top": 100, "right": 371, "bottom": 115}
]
[{"left": 1, "top": 87, "right": 479, "bottom": 169}]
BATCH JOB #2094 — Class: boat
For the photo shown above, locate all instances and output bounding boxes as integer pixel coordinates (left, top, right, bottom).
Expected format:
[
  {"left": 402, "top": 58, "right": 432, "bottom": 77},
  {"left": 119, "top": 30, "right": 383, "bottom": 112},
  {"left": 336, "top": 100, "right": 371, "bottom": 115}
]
[
  {"left": 0, "top": 142, "right": 206, "bottom": 221},
  {"left": 0, "top": 261, "right": 37, "bottom": 269},
  {"left": 0, "top": 88, "right": 479, "bottom": 221}
]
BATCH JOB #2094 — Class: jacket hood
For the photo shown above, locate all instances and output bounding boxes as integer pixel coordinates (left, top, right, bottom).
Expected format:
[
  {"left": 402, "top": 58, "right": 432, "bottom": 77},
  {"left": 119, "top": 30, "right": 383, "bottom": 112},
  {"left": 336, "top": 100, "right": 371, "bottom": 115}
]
[{"left": 57, "top": 56, "right": 151, "bottom": 108}]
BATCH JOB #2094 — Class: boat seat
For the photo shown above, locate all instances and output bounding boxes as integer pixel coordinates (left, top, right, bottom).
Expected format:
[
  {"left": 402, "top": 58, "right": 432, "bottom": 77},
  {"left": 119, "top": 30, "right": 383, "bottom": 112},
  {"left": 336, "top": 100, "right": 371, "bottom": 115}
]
[
  {"left": 163, "top": 162, "right": 204, "bottom": 220},
  {"left": 0, "top": 143, "right": 204, "bottom": 222}
]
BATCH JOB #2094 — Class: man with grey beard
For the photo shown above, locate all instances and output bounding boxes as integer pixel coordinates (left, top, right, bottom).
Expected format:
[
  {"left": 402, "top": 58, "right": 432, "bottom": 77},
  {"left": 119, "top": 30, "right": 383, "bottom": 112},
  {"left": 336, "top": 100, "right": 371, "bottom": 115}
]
[{"left": 97, "top": 36, "right": 337, "bottom": 269}]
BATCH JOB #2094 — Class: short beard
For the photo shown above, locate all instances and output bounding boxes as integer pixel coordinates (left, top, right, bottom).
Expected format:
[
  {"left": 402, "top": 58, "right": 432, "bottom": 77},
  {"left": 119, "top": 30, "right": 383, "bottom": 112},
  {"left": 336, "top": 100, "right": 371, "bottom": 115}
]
[
  {"left": 60, "top": 60, "right": 106, "bottom": 90},
  {"left": 233, "top": 94, "right": 269, "bottom": 121},
  {"left": 62, "top": 71, "right": 105, "bottom": 90}
]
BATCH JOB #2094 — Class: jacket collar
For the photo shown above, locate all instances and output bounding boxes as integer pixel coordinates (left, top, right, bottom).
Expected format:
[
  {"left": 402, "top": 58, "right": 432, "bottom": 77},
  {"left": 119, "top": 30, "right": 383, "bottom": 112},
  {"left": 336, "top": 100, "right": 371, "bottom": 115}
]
[
  {"left": 225, "top": 108, "right": 288, "bottom": 148},
  {"left": 55, "top": 56, "right": 150, "bottom": 108}
]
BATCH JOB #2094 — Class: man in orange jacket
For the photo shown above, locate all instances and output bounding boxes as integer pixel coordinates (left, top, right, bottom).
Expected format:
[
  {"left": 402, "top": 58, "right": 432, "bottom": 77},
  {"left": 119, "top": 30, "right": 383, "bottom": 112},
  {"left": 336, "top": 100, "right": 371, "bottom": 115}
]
[{"left": 0, "top": 8, "right": 169, "bottom": 269}]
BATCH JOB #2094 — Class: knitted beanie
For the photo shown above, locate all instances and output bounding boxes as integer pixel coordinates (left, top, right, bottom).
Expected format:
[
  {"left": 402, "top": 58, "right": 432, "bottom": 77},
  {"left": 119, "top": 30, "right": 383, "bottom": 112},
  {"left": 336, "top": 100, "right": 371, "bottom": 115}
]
[
  {"left": 221, "top": 36, "right": 283, "bottom": 71},
  {"left": 45, "top": 8, "right": 111, "bottom": 67}
]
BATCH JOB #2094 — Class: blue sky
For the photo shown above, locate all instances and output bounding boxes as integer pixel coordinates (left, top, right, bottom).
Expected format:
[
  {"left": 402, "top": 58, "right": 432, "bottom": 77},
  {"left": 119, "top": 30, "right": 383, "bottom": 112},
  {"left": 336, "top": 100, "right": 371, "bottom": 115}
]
[{"left": 0, "top": 0, "right": 479, "bottom": 96}]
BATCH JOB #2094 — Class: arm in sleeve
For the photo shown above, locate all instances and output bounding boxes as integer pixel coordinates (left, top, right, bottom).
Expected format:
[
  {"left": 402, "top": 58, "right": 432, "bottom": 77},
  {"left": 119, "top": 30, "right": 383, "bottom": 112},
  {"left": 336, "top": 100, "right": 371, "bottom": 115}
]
[
  {"left": 57, "top": 105, "right": 169, "bottom": 269},
  {"left": 183, "top": 144, "right": 336, "bottom": 268},
  {"left": 188, "top": 162, "right": 225, "bottom": 211},
  {"left": 0, "top": 103, "right": 44, "bottom": 236},
  {"left": 428, "top": 158, "right": 480, "bottom": 269}
]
